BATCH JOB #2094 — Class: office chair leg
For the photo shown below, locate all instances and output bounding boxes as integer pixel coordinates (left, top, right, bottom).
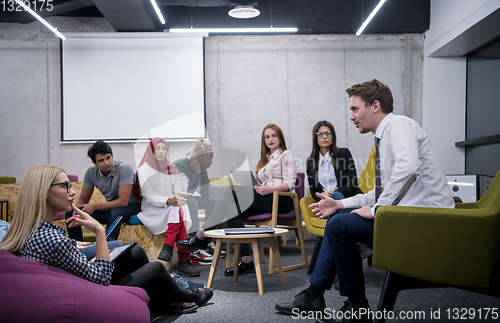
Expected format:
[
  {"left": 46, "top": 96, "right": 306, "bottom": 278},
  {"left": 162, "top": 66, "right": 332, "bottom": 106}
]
[
  {"left": 375, "top": 271, "right": 401, "bottom": 323},
  {"left": 307, "top": 236, "right": 323, "bottom": 275}
]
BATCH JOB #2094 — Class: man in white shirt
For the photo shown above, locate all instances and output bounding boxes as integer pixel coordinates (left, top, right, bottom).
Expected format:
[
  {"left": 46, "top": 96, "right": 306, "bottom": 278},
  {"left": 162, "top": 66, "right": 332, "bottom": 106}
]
[{"left": 276, "top": 79, "right": 454, "bottom": 322}]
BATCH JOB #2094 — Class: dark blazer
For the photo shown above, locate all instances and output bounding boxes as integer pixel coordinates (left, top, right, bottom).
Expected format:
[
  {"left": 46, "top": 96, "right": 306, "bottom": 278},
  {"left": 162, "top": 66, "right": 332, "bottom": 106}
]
[{"left": 307, "top": 148, "right": 363, "bottom": 201}]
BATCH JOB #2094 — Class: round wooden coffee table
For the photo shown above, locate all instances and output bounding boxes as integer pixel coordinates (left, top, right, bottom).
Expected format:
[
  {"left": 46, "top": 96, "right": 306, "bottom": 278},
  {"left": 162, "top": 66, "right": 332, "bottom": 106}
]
[{"left": 204, "top": 228, "right": 288, "bottom": 295}]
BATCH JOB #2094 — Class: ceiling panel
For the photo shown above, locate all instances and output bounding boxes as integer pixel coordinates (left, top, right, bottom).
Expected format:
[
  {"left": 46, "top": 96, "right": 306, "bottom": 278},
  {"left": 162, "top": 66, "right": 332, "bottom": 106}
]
[{"left": 0, "top": 0, "right": 430, "bottom": 34}]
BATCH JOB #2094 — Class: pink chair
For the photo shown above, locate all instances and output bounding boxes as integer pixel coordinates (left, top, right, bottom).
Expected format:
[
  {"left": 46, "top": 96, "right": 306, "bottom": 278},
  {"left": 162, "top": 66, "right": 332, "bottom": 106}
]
[
  {"left": 243, "top": 172, "right": 308, "bottom": 273},
  {"left": 0, "top": 250, "right": 150, "bottom": 323}
]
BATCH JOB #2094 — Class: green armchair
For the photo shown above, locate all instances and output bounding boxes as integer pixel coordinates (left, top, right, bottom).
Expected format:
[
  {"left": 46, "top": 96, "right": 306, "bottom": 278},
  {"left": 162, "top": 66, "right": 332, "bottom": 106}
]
[{"left": 373, "top": 168, "right": 500, "bottom": 322}]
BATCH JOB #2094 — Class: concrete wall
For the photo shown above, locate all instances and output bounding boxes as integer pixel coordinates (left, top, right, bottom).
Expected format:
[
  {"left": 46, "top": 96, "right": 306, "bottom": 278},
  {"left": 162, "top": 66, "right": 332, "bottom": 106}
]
[
  {"left": 0, "top": 17, "right": 424, "bottom": 182},
  {"left": 205, "top": 34, "right": 424, "bottom": 177}
]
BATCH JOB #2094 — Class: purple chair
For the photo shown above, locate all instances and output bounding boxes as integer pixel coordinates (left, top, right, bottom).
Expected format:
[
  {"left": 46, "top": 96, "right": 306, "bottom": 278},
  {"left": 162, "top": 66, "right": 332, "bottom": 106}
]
[
  {"left": 0, "top": 250, "right": 150, "bottom": 323},
  {"left": 243, "top": 172, "right": 308, "bottom": 274}
]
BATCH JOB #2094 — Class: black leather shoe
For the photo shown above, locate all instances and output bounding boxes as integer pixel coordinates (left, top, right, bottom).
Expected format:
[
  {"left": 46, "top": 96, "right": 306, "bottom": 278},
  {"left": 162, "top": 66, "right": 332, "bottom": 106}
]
[
  {"left": 224, "top": 261, "right": 255, "bottom": 276},
  {"left": 275, "top": 289, "right": 326, "bottom": 315},
  {"left": 158, "top": 244, "right": 173, "bottom": 262},
  {"left": 177, "top": 234, "right": 208, "bottom": 251},
  {"left": 150, "top": 301, "right": 198, "bottom": 314},
  {"left": 331, "top": 299, "right": 372, "bottom": 323},
  {"left": 163, "top": 302, "right": 198, "bottom": 314},
  {"left": 190, "top": 288, "right": 214, "bottom": 306}
]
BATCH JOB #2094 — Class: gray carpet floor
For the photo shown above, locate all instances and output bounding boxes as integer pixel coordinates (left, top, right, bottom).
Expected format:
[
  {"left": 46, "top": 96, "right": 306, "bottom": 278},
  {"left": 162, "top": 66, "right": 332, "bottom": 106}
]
[{"left": 151, "top": 239, "right": 499, "bottom": 323}]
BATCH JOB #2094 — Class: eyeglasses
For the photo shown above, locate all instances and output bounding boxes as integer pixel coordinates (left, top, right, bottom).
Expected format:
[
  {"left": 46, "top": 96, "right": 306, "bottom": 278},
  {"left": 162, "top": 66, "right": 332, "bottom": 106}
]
[
  {"left": 51, "top": 181, "right": 72, "bottom": 193},
  {"left": 316, "top": 131, "right": 333, "bottom": 137}
]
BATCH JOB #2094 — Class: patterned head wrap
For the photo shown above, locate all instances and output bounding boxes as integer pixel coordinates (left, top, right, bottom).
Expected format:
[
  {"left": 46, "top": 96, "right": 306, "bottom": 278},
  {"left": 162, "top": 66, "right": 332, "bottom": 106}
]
[{"left": 187, "top": 138, "right": 213, "bottom": 158}]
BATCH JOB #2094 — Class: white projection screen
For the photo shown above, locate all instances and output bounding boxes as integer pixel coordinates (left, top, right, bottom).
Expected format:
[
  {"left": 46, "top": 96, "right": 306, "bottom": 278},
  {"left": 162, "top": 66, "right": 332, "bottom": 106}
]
[{"left": 61, "top": 33, "right": 206, "bottom": 142}]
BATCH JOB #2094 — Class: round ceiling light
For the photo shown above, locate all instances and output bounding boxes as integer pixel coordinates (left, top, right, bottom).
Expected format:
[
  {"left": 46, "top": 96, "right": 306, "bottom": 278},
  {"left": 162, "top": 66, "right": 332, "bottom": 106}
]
[{"left": 228, "top": 5, "right": 261, "bottom": 19}]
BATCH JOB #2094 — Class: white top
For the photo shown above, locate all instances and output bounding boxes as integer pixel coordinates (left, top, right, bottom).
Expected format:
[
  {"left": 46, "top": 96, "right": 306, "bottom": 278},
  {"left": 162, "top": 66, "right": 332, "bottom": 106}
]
[
  {"left": 136, "top": 162, "right": 191, "bottom": 235},
  {"left": 342, "top": 113, "right": 454, "bottom": 216},
  {"left": 318, "top": 153, "right": 338, "bottom": 192},
  {"left": 256, "top": 149, "right": 297, "bottom": 193}
]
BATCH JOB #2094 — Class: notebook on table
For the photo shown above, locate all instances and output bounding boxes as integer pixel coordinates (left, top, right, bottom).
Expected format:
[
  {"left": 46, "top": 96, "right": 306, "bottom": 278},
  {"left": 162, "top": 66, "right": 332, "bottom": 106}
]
[{"left": 224, "top": 227, "right": 275, "bottom": 235}]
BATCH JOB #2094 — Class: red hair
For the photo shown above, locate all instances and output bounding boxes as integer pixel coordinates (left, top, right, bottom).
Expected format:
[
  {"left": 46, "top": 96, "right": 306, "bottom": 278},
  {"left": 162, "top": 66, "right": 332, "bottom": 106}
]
[{"left": 255, "top": 124, "right": 288, "bottom": 173}]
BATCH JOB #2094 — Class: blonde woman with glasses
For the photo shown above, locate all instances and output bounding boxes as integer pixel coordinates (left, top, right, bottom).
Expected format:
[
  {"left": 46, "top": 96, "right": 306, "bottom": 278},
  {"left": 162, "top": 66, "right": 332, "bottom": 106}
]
[{"left": 0, "top": 165, "right": 213, "bottom": 314}]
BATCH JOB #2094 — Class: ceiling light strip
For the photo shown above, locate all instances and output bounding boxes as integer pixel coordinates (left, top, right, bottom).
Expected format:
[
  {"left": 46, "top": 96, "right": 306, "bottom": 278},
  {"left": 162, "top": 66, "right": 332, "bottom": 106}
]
[
  {"left": 356, "top": 0, "right": 387, "bottom": 36},
  {"left": 169, "top": 27, "right": 298, "bottom": 34},
  {"left": 14, "top": 0, "right": 66, "bottom": 40},
  {"left": 149, "top": 0, "right": 166, "bottom": 25}
]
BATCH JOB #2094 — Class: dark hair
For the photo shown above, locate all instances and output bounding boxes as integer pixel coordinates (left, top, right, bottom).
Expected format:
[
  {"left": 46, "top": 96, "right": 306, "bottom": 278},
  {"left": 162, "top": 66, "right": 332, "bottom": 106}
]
[
  {"left": 307, "top": 121, "right": 340, "bottom": 173},
  {"left": 346, "top": 79, "right": 394, "bottom": 114},
  {"left": 87, "top": 140, "right": 112, "bottom": 162}
]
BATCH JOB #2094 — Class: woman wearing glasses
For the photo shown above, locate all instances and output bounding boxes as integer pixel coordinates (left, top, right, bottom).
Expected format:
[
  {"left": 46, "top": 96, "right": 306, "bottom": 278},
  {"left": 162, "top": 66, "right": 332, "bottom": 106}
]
[
  {"left": 0, "top": 165, "right": 212, "bottom": 314},
  {"left": 307, "top": 121, "right": 362, "bottom": 202},
  {"left": 307, "top": 121, "right": 368, "bottom": 290}
]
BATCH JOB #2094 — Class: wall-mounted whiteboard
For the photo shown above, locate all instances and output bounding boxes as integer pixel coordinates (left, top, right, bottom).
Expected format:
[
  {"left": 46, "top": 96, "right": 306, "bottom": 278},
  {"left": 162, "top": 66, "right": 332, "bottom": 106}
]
[{"left": 61, "top": 33, "right": 206, "bottom": 141}]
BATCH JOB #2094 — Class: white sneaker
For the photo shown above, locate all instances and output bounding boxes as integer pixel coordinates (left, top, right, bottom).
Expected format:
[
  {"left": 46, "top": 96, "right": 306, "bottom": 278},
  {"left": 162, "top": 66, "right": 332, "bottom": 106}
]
[
  {"left": 206, "top": 242, "right": 226, "bottom": 258},
  {"left": 190, "top": 249, "right": 213, "bottom": 266},
  {"left": 197, "top": 249, "right": 213, "bottom": 260}
]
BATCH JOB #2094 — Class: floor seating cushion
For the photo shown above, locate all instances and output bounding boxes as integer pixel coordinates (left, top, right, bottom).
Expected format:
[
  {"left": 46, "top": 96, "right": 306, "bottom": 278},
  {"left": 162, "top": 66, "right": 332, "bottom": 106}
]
[{"left": 0, "top": 250, "right": 150, "bottom": 323}]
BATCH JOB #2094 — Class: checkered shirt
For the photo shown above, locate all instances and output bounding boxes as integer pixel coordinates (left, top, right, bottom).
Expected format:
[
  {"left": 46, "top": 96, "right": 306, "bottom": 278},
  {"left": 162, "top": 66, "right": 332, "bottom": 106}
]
[
  {"left": 21, "top": 221, "right": 114, "bottom": 286},
  {"left": 256, "top": 149, "right": 297, "bottom": 193}
]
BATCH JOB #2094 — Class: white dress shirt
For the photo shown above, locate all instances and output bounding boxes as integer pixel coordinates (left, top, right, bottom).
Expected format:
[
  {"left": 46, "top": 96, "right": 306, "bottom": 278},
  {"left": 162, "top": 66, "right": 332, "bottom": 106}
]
[
  {"left": 137, "top": 162, "right": 191, "bottom": 234},
  {"left": 342, "top": 113, "right": 454, "bottom": 216},
  {"left": 318, "top": 153, "right": 338, "bottom": 192}
]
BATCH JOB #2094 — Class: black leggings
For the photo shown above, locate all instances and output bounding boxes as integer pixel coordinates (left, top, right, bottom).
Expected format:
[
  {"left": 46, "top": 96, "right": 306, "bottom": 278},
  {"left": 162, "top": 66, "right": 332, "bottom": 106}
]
[
  {"left": 111, "top": 246, "right": 192, "bottom": 308},
  {"left": 203, "top": 186, "right": 293, "bottom": 257}
]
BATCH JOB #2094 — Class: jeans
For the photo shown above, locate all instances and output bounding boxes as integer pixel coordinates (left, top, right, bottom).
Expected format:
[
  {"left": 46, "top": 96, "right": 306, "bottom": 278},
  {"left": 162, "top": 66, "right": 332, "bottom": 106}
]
[
  {"left": 80, "top": 240, "right": 124, "bottom": 261},
  {"left": 65, "top": 202, "right": 141, "bottom": 241}
]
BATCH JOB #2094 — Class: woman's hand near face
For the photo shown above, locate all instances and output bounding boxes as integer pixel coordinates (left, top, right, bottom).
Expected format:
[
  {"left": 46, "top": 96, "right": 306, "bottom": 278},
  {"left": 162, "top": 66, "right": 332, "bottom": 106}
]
[
  {"left": 65, "top": 203, "right": 105, "bottom": 235},
  {"left": 66, "top": 203, "right": 109, "bottom": 261}
]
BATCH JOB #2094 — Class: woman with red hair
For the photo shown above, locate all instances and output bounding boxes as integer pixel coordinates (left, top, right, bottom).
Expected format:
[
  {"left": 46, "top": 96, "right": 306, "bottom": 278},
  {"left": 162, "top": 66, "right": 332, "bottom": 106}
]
[{"left": 179, "top": 124, "right": 297, "bottom": 276}]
